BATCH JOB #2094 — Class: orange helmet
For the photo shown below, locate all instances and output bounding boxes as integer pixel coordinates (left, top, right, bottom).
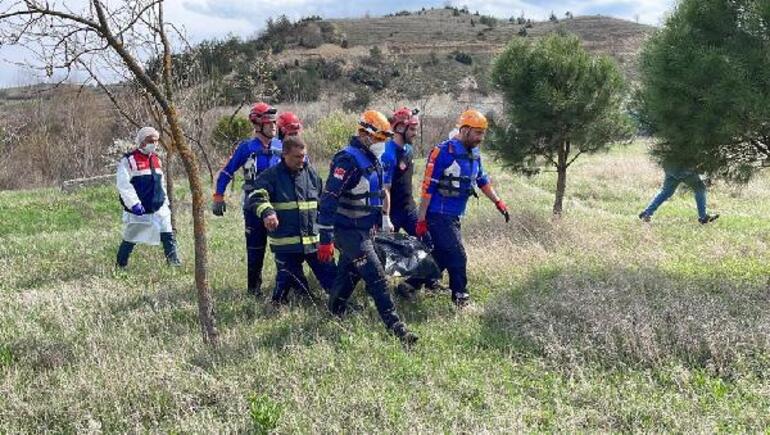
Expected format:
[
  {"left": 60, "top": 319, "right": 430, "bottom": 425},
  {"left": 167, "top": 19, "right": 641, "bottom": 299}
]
[
  {"left": 456, "top": 109, "right": 488, "bottom": 130},
  {"left": 277, "top": 111, "right": 302, "bottom": 136},
  {"left": 248, "top": 102, "right": 277, "bottom": 125},
  {"left": 358, "top": 109, "right": 393, "bottom": 142},
  {"left": 390, "top": 107, "right": 419, "bottom": 132}
]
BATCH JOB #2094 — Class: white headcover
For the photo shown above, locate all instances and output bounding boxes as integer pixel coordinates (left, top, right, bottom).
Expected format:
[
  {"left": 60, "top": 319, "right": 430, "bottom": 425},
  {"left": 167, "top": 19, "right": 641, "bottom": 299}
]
[{"left": 135, "top": 126, "right": 160, "bottom": 146}]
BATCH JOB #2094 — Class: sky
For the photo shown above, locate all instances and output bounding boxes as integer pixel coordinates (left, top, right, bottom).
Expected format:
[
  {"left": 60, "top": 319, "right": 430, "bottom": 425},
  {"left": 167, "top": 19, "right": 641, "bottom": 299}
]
[{"left": 0, "top": 0, "right": 675, "bottom": 88}]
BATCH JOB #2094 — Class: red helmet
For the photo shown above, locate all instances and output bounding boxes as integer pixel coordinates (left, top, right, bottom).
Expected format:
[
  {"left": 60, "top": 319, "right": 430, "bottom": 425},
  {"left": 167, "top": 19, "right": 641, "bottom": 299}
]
[
  {"left": 390, "top": 107, "right": 419, "bottom": 132},
  {"left": 276, "top": 111, "right": 302, "bottom": 136},
  {"left": 248, "top": 102, "right": 277, "bottom": 125}
]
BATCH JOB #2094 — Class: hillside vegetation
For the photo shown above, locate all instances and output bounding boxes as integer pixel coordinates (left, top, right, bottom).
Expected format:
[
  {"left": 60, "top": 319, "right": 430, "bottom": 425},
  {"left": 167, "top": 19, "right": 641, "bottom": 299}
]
[{"left": 3, "top": 142, "right": 770, "bottom": 431}]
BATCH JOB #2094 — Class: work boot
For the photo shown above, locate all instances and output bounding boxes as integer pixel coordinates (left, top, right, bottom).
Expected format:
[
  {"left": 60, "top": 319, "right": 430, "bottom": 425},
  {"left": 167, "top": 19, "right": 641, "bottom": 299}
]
[
  {"left": 698, "top": 214, "right": 720, "bottom": 224},
  {"left": 395, "top": 282, "right": 417, "bottom": 301},
  {"left": 391, "top": 322, "right": 418, "bottom": 346},
  {"left": 160, "top": 232, "right": 182, "bottom": 267},
  {"left": 116, "top": 240, "right": 136, "bottom": 269},
  {"left": 638, "top": 211, "right": 651, "bottom": 223},
  {"left": 451, "top": 291, "right": 471, "bottom": 308},
  {"left": 248, "top": 286, "right": 263, "bottom": 298},
  {"left": 424, "top": 279, "right": 447, "bottom": 293}
]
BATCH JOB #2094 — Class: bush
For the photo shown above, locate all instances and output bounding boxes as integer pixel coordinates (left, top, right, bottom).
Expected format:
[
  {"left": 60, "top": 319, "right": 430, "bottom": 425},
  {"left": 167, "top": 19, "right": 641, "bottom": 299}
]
[
  {"left": 479, "top": 15, "right": 498, "bottom": 27},
  {"left": 348, "top": 66, "right": 389, "bottom": 90},
  {"left": 343, "top": 86, "right": 372, "bottom": 112},
  {"left": 274, "top": 67, "right": 321, "bottom": 102},
  {"left": 248, "top": 393, "right": 282, "bottom": 434},
  {"left": 211, "top": 115, "right": 252, "bottom": 154},
  {"left": 303, "top": 110, "right": 358, "bottom": 160},
  {"left": 454, "top": 51, "right": 473, "bottom": 65},
  {"left": 298, "top": 23, "right": 323, "bottom": 48}
]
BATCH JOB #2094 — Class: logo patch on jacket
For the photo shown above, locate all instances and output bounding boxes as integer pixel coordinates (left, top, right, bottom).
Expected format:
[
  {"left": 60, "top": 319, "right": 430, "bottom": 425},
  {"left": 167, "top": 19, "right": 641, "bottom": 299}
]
[
  {"left": 333, "top": 167, "right": 346, "bottom": 180},
  {"left": 399, "top": 161, "right": 408, "bottom": 171}
]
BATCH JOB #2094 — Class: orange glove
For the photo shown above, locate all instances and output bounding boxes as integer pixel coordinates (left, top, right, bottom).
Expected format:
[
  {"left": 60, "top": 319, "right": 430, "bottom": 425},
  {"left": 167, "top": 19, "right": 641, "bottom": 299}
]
[
  {"left": 317, "top": 243, "right": 335, "bottom": 262},
  {"left": 415, "top": 220, "right": 428, "bottom": 238},
  {"left": 495, "top": 199, "right": 510, "bottom": 223}
]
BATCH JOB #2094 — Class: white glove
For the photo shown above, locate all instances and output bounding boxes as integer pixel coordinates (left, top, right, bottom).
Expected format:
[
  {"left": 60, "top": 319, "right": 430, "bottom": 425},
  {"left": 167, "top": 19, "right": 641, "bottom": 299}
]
[{"left": 381, "top": 214, "right": 394, "bottom": 233}]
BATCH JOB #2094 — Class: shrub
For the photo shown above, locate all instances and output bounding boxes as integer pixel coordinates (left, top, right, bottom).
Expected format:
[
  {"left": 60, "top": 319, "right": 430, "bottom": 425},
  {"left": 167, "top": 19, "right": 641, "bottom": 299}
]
[
  {"left": 304, "top": 110, "right": 358, "bottom": 160},
  {"left": 342, "top": 86, "right": 372, "bottom": 112},
  {"left": 248, "top": 393, "right": 282, "bottom": 434},
  {"left": 454, "top": 51, "right": 473, "bottom": 65},
  {"left": 211, "top": 115, "right": 252, "bottom": 154}
]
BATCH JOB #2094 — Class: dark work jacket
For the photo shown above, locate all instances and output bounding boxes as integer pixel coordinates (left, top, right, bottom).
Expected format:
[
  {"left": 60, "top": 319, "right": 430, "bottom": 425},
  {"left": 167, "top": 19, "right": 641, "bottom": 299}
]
[{"left": 245, "top": 159, "right": 323, "bottom": 254}]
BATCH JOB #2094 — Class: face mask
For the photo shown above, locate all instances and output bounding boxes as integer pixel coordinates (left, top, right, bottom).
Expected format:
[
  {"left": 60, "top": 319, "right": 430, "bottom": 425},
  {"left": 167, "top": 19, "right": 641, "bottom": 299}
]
[
  {"left": 370, "top": 141, "right": 386, "bottom": 157},
  {"left": 140, "top": 142, "right": 156, "bottom": 155}
]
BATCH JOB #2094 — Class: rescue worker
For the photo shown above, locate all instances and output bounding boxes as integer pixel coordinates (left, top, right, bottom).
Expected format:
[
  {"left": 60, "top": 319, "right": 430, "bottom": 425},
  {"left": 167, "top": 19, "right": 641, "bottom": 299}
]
[
  {"left": 380, "top": 107, "right": 440, "bottom": 299},
  {"left": 317, "top": 109, "right": 418, "bottom": 345},
  {"left": 212, "top": 102, "right": 282, "bottom": 297},
  {"left": 116, "top": 126, "right": 181, "bottom": 268},
  {"left": 415, "top": 109, "right": 509, "bottom": 307},
  {"left": 245, "top": 130, "right": 336, "bottom": 304}
]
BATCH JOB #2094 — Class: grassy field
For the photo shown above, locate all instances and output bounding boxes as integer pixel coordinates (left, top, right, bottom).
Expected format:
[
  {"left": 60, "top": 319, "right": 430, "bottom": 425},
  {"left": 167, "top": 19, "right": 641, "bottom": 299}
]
[{"left": 2, "top": 141, "right": 770, "bottom": 432}]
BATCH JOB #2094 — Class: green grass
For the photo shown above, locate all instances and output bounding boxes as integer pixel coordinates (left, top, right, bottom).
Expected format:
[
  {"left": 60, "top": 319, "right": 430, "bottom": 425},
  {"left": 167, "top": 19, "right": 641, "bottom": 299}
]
[{"left": 3, "top": 141, "right": 770, "bottom": 431}]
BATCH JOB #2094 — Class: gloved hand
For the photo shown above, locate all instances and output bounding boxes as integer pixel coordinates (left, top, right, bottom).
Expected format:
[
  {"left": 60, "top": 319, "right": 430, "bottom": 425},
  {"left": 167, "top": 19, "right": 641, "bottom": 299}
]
[
  {"left": 130, "top": 203, "right": 145, "bottom": 215},
  {"left": 495, "top": 199, "right": 510, "bottom": 223},
  {"left": 317, "top": 243, "right": 335, "bottom": 262},
  {"left": 415, "top": 220, "right": 428, "bottom": 238},
  {"left": 212, "top": 194, "right": 226, "bottom": 216},
  {"left": 381, "top": 214, "right": 394, "bottom": 233}
]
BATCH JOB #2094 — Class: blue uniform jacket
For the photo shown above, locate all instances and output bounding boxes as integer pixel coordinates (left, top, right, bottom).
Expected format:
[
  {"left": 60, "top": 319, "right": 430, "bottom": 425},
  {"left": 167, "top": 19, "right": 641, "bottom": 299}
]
[
  {"left": 420, "top": 138, "right": 490, "bottom": 217},
  {"left": 318, "top": 137, "right": 384, "bottom": 243},
  {"left": 215, "top": 137, "right": 282, "bottom": 195}
]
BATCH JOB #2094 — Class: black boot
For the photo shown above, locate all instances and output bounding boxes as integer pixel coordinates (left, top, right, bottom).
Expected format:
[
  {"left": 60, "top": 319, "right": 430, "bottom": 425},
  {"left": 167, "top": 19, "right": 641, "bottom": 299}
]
[
  {"left": 160, "top": 232, "right": 181, "bottom": 266},
  {"left": 116, "top": 240, "right": 136, "bottom": 268},
  {"left": 391, "top": 322, "right": 418, "bottom": 346}
]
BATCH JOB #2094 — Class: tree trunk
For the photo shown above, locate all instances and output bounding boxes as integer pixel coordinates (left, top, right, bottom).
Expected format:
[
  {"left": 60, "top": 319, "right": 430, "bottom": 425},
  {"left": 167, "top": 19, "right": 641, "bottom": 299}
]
[
  {"left": 166, "top": 106, "right": 219, "bottom": 346},
  {"left": 553, "top": 140, "right": 569, "bottom": 217},
  {"left": 165, "top": 149, "right": 178, "bottom": 232}
]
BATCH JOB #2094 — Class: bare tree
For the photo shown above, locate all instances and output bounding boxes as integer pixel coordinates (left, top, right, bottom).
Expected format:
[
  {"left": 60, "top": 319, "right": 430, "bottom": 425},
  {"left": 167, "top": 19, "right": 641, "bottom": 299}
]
[{"left": 0, "top": 0, "right": 218, "bottom": 345}]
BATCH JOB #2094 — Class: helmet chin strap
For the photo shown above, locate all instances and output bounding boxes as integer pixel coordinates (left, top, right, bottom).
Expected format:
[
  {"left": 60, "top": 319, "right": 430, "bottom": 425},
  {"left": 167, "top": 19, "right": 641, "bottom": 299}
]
[{"left": 255, "top": 123, "right": 274, "bottom": 141}]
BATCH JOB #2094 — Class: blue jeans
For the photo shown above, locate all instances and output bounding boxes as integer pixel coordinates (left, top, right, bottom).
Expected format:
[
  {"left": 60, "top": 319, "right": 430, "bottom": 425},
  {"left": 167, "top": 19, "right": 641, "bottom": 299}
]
[
  {"left": 272, "top": 252, "right": 337, "bottom": 302},
  {"left": 328, "top": 227, "right": 402, "bottom": 329},
  {"left": 426, "top": 212, "right": 467, "bottom": 296},
  {"left": 643, "top": 169, "right": 707, "bottom": 219}
]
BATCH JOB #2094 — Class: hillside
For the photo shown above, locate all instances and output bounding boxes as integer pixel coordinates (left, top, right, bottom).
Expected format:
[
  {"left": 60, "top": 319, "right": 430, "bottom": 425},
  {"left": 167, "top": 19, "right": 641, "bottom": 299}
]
[
  {"left": 272, "top": 9, "right": 653, "bottom": 93},
  {"left": 3, "top": 143, "right": 770, "bottom": 431}
]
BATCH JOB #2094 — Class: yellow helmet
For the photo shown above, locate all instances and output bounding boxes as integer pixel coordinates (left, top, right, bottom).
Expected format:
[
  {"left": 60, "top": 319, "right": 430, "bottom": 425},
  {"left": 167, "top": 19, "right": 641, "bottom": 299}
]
[
  {"left": 456, "top": 109, "right": 488, "bottom": 130},
  {"left": 358, "top": 109, "right": 393, "bottom": 142}
]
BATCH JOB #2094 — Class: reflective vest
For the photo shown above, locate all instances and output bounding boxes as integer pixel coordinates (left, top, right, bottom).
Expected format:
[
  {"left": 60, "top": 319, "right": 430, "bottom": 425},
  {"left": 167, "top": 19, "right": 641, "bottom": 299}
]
[
  {"left": 437, "top": 143, "right": 480, "bottom": 199},
  {"left": 426, "top": 141, "right": 483, "bottom": 217},
  {"left": 336, "top": 144, "right": 384, "bottom": 220}
]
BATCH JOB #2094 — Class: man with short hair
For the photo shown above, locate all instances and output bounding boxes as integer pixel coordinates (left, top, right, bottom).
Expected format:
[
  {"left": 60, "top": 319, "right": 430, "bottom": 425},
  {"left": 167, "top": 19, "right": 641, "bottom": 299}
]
[
  {"left": 245, "top": 135, "right": 336, "bottom": 304},
  {"left": 116, "top": 126, "right": 180, "bottom": 268},
  {"left": 317, "top": 109, "right": 418, "bottom": 345},
  {"left": 416, "top": 109, "right": 509, "bottom": 307},
  {"left": 212, "top": 102, "right": 282, "bottom": 297},
  {"left": 380, "top": 107, "right": 440, "bottom": 299}
]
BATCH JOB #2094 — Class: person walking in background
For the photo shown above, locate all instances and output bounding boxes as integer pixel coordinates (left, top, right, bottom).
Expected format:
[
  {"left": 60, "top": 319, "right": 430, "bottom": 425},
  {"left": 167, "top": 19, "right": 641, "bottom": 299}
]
[
  {"left": 639, "top": 161, "right": 719, "bottom": 224},
  {"left": 116, "top": 126, "right": 180, "bottom": 269}
]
